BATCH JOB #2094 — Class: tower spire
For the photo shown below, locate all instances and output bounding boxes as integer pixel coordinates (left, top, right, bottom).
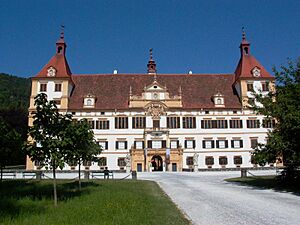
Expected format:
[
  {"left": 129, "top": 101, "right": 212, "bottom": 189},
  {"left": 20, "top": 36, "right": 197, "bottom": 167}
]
[
  {"left": 147, "top": 48, "right": 157, "bottom": 74},
  {"left": 60, "top": 24, "right": 65, "bottom": 39},
  {"left": 56, "top": 25, "right": 67, "bottom": 55},
  {"left": 240, "top": 27, "right": 250, "bottom": 56}
]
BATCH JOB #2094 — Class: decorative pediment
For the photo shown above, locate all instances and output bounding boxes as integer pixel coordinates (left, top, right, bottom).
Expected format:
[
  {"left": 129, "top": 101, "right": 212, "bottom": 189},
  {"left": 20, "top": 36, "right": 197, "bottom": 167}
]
[{"left": 47, "top": 66, "right": 56, "bottom": 77}]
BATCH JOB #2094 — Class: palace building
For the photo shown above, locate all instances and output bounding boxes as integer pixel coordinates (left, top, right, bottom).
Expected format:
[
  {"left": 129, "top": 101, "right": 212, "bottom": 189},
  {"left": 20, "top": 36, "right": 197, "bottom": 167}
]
[{"left": 26, "top": 30, "right": 276, "bottom": 172}]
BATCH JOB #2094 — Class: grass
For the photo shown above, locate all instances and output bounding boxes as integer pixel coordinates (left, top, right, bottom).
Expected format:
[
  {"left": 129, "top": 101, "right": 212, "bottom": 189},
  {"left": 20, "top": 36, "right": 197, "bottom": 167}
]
[
  {"left": 225, "top": 175, "right": 300, "bottom": 194},
  {"left": 0, "top": 180, "right": 190, "bottom": 225}
]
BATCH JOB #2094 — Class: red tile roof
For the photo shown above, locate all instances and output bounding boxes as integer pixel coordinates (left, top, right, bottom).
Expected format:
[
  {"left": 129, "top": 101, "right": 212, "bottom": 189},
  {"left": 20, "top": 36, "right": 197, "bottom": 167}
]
[
  {"left": 35, "top": 53, "right": 72, "bottom": 78},
  {"left": 68, "top": 74, "right": 241, "bottom": 110}
]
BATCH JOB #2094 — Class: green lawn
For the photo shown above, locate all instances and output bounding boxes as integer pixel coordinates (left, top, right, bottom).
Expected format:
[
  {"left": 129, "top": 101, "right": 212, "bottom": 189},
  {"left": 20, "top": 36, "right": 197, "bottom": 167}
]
[
  {"left": 225, "top": 175, "right": 300, "bottom": 194},
  {"left": 0, "top": 180, "right": 190, "bottom": 225}
]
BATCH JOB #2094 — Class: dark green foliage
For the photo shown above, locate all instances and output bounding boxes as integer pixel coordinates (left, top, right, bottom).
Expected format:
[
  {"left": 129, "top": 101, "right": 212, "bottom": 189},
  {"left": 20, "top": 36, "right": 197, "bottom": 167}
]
[
  {"left": 0, "top": 73, "right": 30, "bottom": 110},
  {"left": 253, "top": 58, "right": 300, "bottom": 180},
  {"left": 0, "top": 119, "right": 22, "bottom": 180}
]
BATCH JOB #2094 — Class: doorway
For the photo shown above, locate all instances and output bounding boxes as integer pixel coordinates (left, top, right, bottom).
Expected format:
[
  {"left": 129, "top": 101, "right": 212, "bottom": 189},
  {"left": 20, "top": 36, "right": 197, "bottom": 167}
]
[{"left": 151, "top": 155, "right": 163, "bottom": 171}]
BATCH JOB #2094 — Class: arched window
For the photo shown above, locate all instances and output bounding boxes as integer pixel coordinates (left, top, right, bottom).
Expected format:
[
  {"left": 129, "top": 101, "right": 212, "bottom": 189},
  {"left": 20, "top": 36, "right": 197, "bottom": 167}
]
[
  {"left": 87, "top": 99, "right": 92, "bottom": 106},
  {"left": 243, "top": 47, "right": 248, "bottom": 55},
  {"left": 217, "top": 98, "right": 222, "bottom": 104}
]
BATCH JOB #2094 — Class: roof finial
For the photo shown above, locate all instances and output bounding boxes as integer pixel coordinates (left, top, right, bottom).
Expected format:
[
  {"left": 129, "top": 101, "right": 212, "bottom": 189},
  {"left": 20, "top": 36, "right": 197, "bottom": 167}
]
[
  {"left": 60, "top": 24, "right": 65, "bottom": 39},
  {"left": 242, "top": 26, "right": 246, "bottom": 41},
  {"left": 150, "top": 48, "right": 153, "bottom": 60}
]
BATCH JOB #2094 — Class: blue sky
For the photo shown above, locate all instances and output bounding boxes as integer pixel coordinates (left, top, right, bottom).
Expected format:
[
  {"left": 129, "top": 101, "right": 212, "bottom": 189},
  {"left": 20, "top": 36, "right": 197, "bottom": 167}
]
[{"left": 0, "top": 0, "right": 299, "bottom": 77}]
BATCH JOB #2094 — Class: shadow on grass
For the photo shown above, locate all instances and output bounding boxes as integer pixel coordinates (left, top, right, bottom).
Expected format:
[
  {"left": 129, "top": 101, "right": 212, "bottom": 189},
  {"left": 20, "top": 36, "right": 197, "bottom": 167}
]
[
  {"left": 225, "top": 176, "right": 300, "bottom": 196},
  {"left": 0, "top": 180, "right": 100, "bottom": 220}
]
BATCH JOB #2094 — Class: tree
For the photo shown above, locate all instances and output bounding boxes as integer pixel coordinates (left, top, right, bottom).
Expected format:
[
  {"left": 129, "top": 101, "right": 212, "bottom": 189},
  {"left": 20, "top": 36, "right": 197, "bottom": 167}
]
[
  {"left": 64, "top": 119, "right": 101, "bottom": 190},
  {"left": 252, "top": 58, "right": 300, "bottom": 181},
  {"left": 0, "top": 118, "right": 22, "bottom": 181},
  {"left": 24, "top": 93, "right": 71, "bottom": 206}
]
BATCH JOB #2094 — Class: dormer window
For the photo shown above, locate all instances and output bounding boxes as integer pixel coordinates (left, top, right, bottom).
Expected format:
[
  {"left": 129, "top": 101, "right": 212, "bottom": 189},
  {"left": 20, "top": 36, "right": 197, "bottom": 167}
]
[
  {"left": 83, "top": 94, "right": 96, "bottom": 108},
  {"left": 212, "top": 92, "right": 225, "bottom": 107}
]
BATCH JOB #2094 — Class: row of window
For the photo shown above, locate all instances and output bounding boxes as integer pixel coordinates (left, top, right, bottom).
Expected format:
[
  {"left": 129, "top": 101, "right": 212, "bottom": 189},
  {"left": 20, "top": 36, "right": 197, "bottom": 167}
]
[
  {"left": 87, "top": 117, "right": 275, "bottom": 129},
  {"left": 40, "top": 83, "right": 62, "bottom": 92},
  {"left": 186, "top": 156, "right": 244, "bottom": 166},
  {"left": 247, "top": 82, "right": 269, "bottom": 92},
  {"left": 98, "top": 138, "right": 258, "bottom": 150}
]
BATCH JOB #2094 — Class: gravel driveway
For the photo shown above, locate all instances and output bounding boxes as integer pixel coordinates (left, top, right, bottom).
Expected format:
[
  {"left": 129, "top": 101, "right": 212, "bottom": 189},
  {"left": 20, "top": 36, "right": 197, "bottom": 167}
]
[{"left": 138, "top": 171, "right": 300, "bottom": 225}]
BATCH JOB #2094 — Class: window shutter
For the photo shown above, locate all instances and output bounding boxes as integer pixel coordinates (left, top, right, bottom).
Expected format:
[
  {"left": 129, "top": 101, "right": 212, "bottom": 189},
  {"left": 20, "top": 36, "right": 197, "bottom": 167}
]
[
  {"left": 142, "top": 141, "right": 145, "bottom": 149},
  {"left": 125, "top": 141, "right": 128, "bottom": 149},
  {"left": 240, "top": 140, "right": 243, "bottom": 148},
  {"left": 177, "top": 117, "right": 181, "bottom": 128},
  {"left": 116, "top": 141, "right": 118, "bottom": 149},
  {"left": 216, "top": 140, "right": 219, "bottom": 148},
  {"left": 231, "top": 140, "right": 234, "bottom": 148},
  {"left": 167, "top": 117, "right": 169, "bottom": 128},
  {"left": 162, "top": 140, "right": 166, "bottom": 148},
  {"left": 184, "top": 140, "right": 187, "bottom": 148},
  {"left": 240, "top": 120, "right": 243, "bottom": 128},
  {"left": 177, "top": 140, "right": 179, "bottom": 148},
  {"left": 148, "top": 140, "right": 152, "bottom": 148},
  {"left": 225, "top": 120, "right": 228, "bottom": 128},
  {"left": 225, "top": 140, "right": 228, "bottom": 148},
  {"left": 201, "top": 120, "right": 204, "bottom": 128},
  {"left": 211, "top": 141, "right": 215, "bottom": 148},
  {"left": 193, "top": 140, "right": 196, "bottom": 149},
  {"left": 202, "top": 140, "right": 206, "bottom": 148},
  {"left": 105, "top": 141, "right": 108, "bottom": 150},
  {"left": 134, "top": 141, "right": 136, "bottom": 149}
]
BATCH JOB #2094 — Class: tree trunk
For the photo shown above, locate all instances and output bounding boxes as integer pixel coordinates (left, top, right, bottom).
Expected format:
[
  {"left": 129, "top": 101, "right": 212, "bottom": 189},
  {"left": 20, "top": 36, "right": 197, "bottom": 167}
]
[
  {"left": 78, "top": 160, "right": 81, "bottom": 191},
  {"left": 52, "top": 161, "right": 58, "bottom": 207}
]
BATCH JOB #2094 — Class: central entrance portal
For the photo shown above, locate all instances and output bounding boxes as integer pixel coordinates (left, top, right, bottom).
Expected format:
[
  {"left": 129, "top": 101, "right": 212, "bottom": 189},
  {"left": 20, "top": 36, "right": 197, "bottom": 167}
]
[{"left": 151, "top": 155, "right": 163, "bottom": 171}]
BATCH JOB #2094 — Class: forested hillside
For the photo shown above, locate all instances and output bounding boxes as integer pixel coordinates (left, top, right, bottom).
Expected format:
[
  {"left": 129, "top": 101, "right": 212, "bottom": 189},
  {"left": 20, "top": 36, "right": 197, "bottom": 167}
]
[
  {"left": 0, "top": 73, "right": 30, "bottom": 109},
  {"left": 0, "top": 73, "right": 31, "bottom": 165}
]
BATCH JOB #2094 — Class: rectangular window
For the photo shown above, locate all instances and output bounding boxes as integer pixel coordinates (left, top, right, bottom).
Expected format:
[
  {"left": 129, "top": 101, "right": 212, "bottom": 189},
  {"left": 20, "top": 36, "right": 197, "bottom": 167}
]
[
  {"left": 262, "top": 82, "right": 269, "bottom": 91},
  {"left": 170, "top": 140, "right": 179, "bottom": 149},
  {"left": 182, "top": 117, "right": 196, "bottom": 128},
  {"left": 98, "top": 141, "right": 108, "bottom": 150},
  {"left": 231, "top": 140, "right": 243, "bottom": 148},
  {"left": 186, "top": 157, "right": 193, "bottom": 166},
  {"left": 134, "top": 141, "right": 144, "bottom": 149},
  {"left": 116, "top": 141, "right": 127, "bottom": 150},
  {"left": 54, "top": 83, "right": 62, "bottom": 92},
  {"left": 219, "top": 156, "right": 228, "bottom": 165},
  {"left": 229, "top": 120, "right": 243, "bottom": 128},
  {"left": 118, "top": 158, "right": 126, "bottom": 167},
  {"left": 167, "top": 117, "right": 180, "bottom": 129},
  {"left": 83, "top": 160, "right": 91, "bottom": 167},
  {"left": 247, "top": 83, "right": 254, "bottom": 92},
  {"left": 88, "top": 120, "right": 95, "bottom": 129},
  {"left": 234, "top": 156, "right": 243, "bottom": 165},
  {"left": 53, "top": 99, "right": 61, "bottom": 106},
  {"left": 132, "top": 117, "right": 146, "bottom": 129},
  {"left": 153, "top": 120, "right": 160, "bottom": 128},
  {"left": 40, "top": 83, "right": 47, "bottom": 92},
  {"left": 262, "top": 119, "right": 275, "bottom": 128},
  {"left": 98, "top": 157, "right": 107, "bottom": 167},
  {"left": 205, "top": 156, "right": 214, "bottom": 166},
  {"left": 202, "top": 140, "right": 214, "bottom": 149},
  {"left": 152, "top": 141, "right": 162, "bottom": 149},
  {"left": 247, "top": 119, "right": 260, "bottom": 128},
  {"left": 215, "top": 120, "right": 228, "bottom": 129},
  {"left": 216, "top": 140, "right": 228, "bottom": 149},
  {"left": 201, "top": 120, "right": 213, "bottom": 129},
  {"left": 115, "top": 117, "right": 128, "bottom": 129},
  {"left": 185, "top": 140, "right": 195, "bottom": 149},
  {"left": 96, "top": 120, "right": 110, "bottom": 130},
  {"left": 251, "top": 139, "right": 258, "bottom": 149}
]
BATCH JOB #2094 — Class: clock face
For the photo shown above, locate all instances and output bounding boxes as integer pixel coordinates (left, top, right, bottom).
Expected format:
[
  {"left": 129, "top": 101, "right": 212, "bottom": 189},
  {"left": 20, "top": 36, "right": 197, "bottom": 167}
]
[
  {"left": 47, "top": 66, "right": 56, "bottom": 77},
  {"left": 153, "top": 93, "right": 159, "bottom": 100},
  {"left": 252, "top": 67, "right": 261, "bottom": 77}
]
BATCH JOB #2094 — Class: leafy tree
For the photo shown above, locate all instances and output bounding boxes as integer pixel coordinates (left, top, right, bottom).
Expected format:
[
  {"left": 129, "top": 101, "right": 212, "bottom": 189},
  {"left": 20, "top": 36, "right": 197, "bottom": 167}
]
[
  {"left": 253, "top": 58, "right": 300, "bottom": 181},
  {"left": 64, "top": 119, "right": 101, "bottom": 190},
  {"left": 24, "top": 93, "right": 71, "bottom": 206},
  {"left": 0, "top": 118, "right": 22, "bottom": 181}
]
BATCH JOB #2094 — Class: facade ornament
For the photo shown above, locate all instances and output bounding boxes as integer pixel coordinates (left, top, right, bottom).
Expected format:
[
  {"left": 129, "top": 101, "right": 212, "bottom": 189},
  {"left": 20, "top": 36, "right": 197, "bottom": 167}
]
[
  {"left": 252, "top": 67, "right": 261, "bottom": 77},
  {"left": 146, "top": 102, "right": 166, "bottom": 119},
  {"left": 47, "top": 66, "right": 56, "bottom": 77},
  {"left": 193, "top": 153, "right": 199, "bottom": 166}
]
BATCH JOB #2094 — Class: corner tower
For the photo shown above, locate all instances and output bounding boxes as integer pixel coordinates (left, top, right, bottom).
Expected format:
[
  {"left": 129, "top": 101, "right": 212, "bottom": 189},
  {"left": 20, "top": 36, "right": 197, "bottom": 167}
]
[
  {"left": 233, "top": 29, "right": 275, "bottom": 108},
  {"left": 29, "top": 27, "right": 74, "bottom": 114}
]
